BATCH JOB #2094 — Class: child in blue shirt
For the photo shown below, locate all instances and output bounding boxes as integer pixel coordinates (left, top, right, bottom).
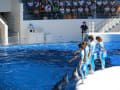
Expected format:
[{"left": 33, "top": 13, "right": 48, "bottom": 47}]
[
  {"left": 82, "top": 41, "right": 90, "bottom": 76},
  {"left": 88, "top": 35, "right": 96, "bottom": 73},
  {"left": 96, "top": 36, "right": 106, "bottom": 69},
  {"left": 69, "top": 44, "right": 86, "bottom": 83}
]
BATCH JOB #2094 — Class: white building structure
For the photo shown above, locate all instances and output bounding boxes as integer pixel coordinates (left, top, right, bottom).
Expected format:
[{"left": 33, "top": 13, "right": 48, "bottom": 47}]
[{"left": 0, "top": 0, "right": 120, "bottom": 45}]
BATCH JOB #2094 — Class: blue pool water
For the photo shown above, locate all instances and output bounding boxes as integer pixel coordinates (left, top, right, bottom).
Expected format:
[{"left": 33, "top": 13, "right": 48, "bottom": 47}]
[{"left": 0, "top": 42, "right": 120, "bottom": 90}]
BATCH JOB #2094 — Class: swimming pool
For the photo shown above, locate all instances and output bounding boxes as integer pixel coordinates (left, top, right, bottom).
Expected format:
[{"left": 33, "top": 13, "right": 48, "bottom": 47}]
[{"left": 0, "top": 42, "right": 120, "bottom": 90}]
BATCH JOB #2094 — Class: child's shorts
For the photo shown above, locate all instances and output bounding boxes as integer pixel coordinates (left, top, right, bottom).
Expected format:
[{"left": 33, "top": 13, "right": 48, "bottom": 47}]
[
  {"left": 86, "top": 59, "right": 91, "bottom": 65},
  {"left": 81, "top": 63, "right": 86, "bottom": 71}
]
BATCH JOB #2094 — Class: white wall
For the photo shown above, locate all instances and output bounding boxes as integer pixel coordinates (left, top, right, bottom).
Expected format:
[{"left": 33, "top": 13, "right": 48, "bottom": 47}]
[
  {"left": 20, "top": 19, "right": 120, "bottom": 44},
  {"left": 21, "top": 19, "right": 111, "bottom": 44},
  {"left": 0, "top": 0, "right": 11, "bottom": 12},
  {"left": 20, "top": 19, "right": 94, "bottom": 44}
]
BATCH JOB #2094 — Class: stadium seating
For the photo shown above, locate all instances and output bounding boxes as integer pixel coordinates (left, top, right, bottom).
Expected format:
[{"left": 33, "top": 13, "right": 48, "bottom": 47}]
[{"left": 22, "top": 0, "right": 119, "bottom": 20}]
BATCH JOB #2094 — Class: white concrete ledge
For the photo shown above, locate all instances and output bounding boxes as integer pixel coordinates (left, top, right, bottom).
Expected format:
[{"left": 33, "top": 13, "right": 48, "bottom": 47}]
[{"left": 76, "top": 66, "right": 120, "bottom": 90}]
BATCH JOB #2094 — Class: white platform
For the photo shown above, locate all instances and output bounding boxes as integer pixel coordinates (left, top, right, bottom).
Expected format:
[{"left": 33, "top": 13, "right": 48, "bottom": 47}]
[{"left": 76, "top": 66, "right": 120, "bottom": 90}]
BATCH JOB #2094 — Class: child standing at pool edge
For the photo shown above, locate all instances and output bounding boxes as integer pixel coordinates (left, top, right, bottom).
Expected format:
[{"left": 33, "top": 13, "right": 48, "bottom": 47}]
[
  {"left": 88, "top": 35, "right": 96, "bottom": 73},
  {"left": 82, "top": 41, "right": 90, "bottom": 76},
  {"left": 69, "top": 44, "right": 86, "bottom": 83},
  {"left": 96, "top": 36, "right": 106, "bottom": 70}
]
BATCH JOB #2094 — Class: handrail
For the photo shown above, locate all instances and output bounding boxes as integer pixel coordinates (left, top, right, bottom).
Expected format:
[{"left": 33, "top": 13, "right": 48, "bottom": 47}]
[
  {"left": 94, "top": 17, "right": 120, "bottom": 33},
  {"left": 88, "top": 16, "right": 120, "bottom": 33}
]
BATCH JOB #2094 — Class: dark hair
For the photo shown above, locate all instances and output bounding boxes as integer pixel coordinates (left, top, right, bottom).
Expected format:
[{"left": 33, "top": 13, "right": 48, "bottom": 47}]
[
  {"left": 78, "top": 44, "right": 84, "bottom": 49},
  {"left": 96, "top": 36, "right": 103, "bottom": 42},
  {"left": 83, "top": 21, "right": 86, "bottom": 23},
  {"left": 82, "top": 41, "right": 89, "bottom": 47},
  {"left": 82, "top": 41, "right": 86, "bottom": 45},
  {"left": 88, "top": 35, "right": 94, "bottom": 41}
]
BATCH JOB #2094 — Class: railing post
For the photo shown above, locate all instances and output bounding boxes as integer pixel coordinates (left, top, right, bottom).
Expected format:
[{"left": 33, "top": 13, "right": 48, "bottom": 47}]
[{"left": 92, "top": 19, "right": 95, "bottom": 34}]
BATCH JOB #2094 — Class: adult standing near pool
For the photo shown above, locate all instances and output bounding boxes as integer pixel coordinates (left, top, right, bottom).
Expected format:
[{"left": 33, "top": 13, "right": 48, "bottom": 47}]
[{"left": 80, "top": 21, "right": 88, "bottom": 42}]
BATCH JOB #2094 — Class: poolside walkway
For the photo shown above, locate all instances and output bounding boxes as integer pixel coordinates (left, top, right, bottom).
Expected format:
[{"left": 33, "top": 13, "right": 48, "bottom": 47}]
[{"left": 76, "top": 66, "right": 120, "bottom": 90}]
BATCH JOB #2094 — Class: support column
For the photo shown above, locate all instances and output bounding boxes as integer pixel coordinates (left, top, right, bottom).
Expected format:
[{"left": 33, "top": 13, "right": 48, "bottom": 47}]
[
  {"left": 0, "top": 18, "right": 8, "bottom": 45},
  {"left": 3, "top": 25, "right": 8, "bottom": 45},
  {"left": 91, "top": 19, "right": 95, "bottom": 34}
]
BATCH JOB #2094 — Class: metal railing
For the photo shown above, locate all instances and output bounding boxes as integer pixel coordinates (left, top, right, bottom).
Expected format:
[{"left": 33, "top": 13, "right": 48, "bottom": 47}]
[
  {"left": 100, "top": 17, "right": 120, "bottom": 33},
  {"left": 89, "top": 17, "right": 120, "bottom": 33}
]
